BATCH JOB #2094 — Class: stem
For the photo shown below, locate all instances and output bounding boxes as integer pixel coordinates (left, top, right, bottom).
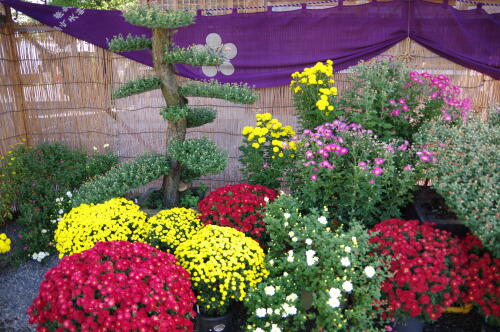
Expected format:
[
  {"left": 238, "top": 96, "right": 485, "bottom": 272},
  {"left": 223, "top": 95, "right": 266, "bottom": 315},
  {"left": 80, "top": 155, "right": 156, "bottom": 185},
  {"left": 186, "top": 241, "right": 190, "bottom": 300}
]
[{"left": 151, "top": 28, "right": 187, "bottom": 208}]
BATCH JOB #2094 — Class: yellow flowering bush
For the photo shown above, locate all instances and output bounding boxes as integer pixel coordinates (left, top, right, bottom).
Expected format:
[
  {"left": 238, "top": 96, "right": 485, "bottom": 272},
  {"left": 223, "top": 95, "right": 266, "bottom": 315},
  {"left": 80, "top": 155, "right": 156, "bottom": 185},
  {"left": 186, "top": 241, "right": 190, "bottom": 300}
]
[
  {"left": 141, "top": 207, "right": 202, "bottom": 253},
  {"left": 54, "top": 197, "right": 147, "bottom": 257},
  {"left": 290, "top": 60, "right": 339, "bottom": 129},
  {"left": 0, "top": 233, "right": 11, "bottom": 253},
  {"left": 175, "top": 225, "right": 268, "bottom": 316},
  {"left": 239, "top": 113, "right": 297, "bottom": 188}
]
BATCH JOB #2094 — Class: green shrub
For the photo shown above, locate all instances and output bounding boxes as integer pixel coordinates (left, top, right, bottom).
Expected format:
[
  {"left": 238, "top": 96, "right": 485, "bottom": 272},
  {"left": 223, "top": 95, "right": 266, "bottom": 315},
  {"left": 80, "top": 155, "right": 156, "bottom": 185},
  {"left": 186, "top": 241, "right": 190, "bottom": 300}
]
[
  {"left": 244, "top": 195, "right": 389, "bottom": 331},
  {"left": 107, "top": 34, "right": 152, "bottom": 52},
  {"left": 0, "top": 142, "right": 117, "bottom": 262},
  {"left": 415, "top": 110, "right": 500, "bottom": 256},
  {"left": 72, "top": 154, "right": 170, "bottom": 207},
  {"left": 123, "top": 5, "right": 195, "bottom": 29},
  {"left": 112, "top": 76, "right": 162, "bottom": 99},
  {"left": 179, "top": 80, "right": 258, "bottom": 105},
  {"left": 168, "top": 138, "right": 227, "bottom": 183}
]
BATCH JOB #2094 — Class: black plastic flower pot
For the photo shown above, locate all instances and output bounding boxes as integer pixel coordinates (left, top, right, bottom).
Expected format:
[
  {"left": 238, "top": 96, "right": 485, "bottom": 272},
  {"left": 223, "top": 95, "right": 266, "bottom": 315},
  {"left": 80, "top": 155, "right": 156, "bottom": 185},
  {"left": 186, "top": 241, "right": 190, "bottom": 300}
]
[
  {"left": 411, "top": 186, "right": 469, "bottom": 238},
  {"left": 393, "top": 317, "right": 425, "bottom": 332},
  {"left": 196, "top": 310, "right": 233, "bottom": 332},
  {"left": 483, "top": 321, "right": 500, "bottom": 332}
]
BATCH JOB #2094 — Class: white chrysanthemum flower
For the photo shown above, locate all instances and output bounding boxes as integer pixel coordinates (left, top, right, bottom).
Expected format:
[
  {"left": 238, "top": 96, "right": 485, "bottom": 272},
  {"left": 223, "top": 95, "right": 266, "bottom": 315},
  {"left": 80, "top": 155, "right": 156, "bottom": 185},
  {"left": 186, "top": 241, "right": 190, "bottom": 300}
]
[
  {"left": 265, "top": 286, "right": 276, "bottom": 296},
  {"left": 283, "top": 272, "right": 289, "bottom": 277},
  {"left": 328, "top": 296, "right": 340, "bottom": 308},
  {"left": 318, "top": 216, "right": 327, "bottom": 225},
  {"left": 305, "top": 250, "right": 318, "bottom": 266},
  {"left": 256, "top": 308, "right": 267, "bottom": 318},
  {"left": 266, "top": 308, "right": 273, "bottom": 315},
  {"left": 255, "top": 328, "right": 265, "bottom": 332},
  {"left": 281, "top": 303, "right": 297, "bottom": 317},
  {"left": 66, "top": 191, "right": 72, "bottom": 198},
  {"left": 41, "top": 229, "right": 47, "bottom": 234},
  {"left": 288, "top": 231, "right": 295, "bottom": 237},
  {"left": 364, "top": 266, "right": 376, "bottom": 278},
  {"left": 292, "top": 237, "right": 298, "bottom": 242},
  {"left": 329, "top": 287, "right": 341, "bottom": 298},
  {"left": 344, "top": 246, "right": 351, "bottom": 253},
  {"left": 342, "top": 281, "right": 353, "bottom": 292},
  {"left": 341, "top": 257, "right": 350, "bottom": 267},
  {"left": 58, "top": 209, "right": 64, "bottom": 215},
  {"left": 305, "top": 238, "right": 313, "bottom": 245},
  {"left": 271, "top": 324, "right": 281, "bottom": 332},
  {"left": 287, "top": 250, "right": 294, "bottom": 262},
  {"left": 286, "top": 293, "right": 298, "bottom": 302},
  {"left": 284, "top": 212, "right": 291, "bottom": 219},
  {"left": 284, "top": 222, "right": 289, "bottom": 227}
]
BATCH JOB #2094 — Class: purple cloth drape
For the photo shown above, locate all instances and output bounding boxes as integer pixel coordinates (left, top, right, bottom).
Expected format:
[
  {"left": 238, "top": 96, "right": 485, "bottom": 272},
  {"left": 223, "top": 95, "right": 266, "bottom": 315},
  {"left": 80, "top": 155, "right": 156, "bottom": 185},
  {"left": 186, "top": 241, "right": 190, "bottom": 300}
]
[{"left": 1, "top": 0, "right": 499, "bottom": 87}]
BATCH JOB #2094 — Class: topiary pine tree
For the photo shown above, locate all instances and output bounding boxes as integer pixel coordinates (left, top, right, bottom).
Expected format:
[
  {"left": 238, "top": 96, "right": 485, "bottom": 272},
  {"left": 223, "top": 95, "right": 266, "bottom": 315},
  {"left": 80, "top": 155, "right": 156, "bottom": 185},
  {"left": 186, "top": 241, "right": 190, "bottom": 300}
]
[{"left": 107, "top": 5, "right": 257, "bottom": 208}]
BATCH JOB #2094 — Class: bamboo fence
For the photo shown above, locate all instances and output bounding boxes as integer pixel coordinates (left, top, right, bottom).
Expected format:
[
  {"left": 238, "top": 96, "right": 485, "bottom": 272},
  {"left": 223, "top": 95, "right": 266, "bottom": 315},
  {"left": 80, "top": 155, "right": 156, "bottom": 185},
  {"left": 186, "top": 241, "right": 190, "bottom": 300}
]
[{"left": 0, "top": 0, "right": 499, "bottom": 190}]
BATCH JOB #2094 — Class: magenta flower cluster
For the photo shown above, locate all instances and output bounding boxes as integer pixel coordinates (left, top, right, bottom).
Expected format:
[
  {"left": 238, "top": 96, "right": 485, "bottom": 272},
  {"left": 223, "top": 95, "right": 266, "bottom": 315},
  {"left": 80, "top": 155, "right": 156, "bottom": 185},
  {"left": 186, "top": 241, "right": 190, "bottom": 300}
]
[{"left": 408, "top": 71, "right": 471, "bottom": 122}]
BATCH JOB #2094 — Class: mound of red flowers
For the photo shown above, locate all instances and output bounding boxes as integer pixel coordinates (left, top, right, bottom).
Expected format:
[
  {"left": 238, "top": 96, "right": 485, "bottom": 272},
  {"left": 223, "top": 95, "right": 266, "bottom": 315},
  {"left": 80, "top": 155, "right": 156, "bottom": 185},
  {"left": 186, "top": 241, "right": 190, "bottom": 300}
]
[
  {"left": 459, "top": 233, "right": 500, "bottom": 317},
  {"left": 370, "top": 219, "right": 467, "bottom": 322},
  {"left": 28, "top": 241, "right": 196, "bottom": 332},
  {"left": 198, "top": 184, "right": 278, "bottom": 241}
]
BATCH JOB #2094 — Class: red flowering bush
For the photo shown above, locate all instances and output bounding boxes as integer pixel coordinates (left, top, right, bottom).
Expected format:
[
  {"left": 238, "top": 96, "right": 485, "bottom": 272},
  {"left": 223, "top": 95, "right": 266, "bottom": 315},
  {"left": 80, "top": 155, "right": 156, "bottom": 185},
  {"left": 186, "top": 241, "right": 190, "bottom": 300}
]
[
  {"left": 459, "top": 233, "right": 500, "bottom": 318},
  {"left": 198, "top": 184, "right": 278, "bottom": 241},
  {"left": 370, "top": 219, "right": 467, "bottom": 322},
  {"left": 28, "top": 241, "right": 196, "bottom": 332}
]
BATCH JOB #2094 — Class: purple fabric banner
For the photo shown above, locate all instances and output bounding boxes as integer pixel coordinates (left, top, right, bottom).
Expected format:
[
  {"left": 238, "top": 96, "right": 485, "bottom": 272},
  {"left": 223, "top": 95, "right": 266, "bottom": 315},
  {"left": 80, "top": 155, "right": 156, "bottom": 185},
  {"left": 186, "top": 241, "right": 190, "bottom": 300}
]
[{"left": 1, "top": 0, "right": 499, "bottom": 87}]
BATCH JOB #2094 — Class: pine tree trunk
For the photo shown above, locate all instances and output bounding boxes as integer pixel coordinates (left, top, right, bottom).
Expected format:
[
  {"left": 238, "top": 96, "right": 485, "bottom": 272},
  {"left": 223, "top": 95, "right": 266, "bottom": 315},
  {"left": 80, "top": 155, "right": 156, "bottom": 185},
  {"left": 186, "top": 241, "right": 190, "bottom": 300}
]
[{"left": 151, "top": 28, "right": 187, "bottom": 208}]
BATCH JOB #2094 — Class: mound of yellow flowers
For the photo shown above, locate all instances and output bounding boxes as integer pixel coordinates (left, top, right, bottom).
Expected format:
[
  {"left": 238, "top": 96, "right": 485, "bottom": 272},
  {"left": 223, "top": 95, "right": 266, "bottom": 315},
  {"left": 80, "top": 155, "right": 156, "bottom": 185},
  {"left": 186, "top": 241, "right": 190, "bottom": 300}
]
[
  {"left": 175, "top": 225, "right": 268, "bottom": 316},
  {"left": 54, "top": 197, "right": 147, "bottom": 257},
  {"left": 0, "top": 233, "right": 11, "bottom": 253},
  {"left": 143, "top": 207, "right": 202, "bottom": 253}
]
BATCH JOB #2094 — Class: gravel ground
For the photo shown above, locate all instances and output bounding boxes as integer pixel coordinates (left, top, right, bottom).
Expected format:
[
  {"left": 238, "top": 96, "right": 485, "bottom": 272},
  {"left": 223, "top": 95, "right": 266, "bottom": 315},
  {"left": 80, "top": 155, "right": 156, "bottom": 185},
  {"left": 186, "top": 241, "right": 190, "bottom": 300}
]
[{"left": 0, "top": 221, "right": 59, "bottom": 332}]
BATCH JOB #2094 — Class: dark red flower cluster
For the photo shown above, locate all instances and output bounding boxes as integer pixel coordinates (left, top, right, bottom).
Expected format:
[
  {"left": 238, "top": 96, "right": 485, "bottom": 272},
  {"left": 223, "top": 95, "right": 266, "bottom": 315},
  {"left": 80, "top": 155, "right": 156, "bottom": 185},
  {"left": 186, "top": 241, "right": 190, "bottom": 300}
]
[
  {"left": 28, "top": 241, "right": 196, "bottom": 332},
  {"left": 458, "top": 233, "right": 500, "bottom": 317},
  {"left": 198, "top": 184, "right": 278, "bottom": 241},
  {"left": 370, "top": 219, "right": 467, "bottom": 321}
]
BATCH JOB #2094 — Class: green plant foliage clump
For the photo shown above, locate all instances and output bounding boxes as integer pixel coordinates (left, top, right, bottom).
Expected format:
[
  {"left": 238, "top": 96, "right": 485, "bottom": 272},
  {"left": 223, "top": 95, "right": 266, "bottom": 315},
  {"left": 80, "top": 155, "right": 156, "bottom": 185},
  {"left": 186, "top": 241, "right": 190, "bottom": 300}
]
[
  {"left": 107, "top": 34, "right": 152, "bottom": 52},
  {"left": 160, "top": 105, "right": 189, "bottom": 122},
  {"left": 168, "top": 138, "right": 227, "bottom": 183},
  {"left": 180, "top": 80, "right": 258, "bottom": 105},
  {"left": 123, "top": 5, "right": 195, "bottom": 29},
  {"left": 112, "top": 76, "right": 162, "bottom": 99},
  {"left": 415, "top": 110, "right": 500, "bottom": 256},
  {"left": 0, "top": 142, "right": 117, "bottom": 263},
  {"left": 72, "top": 154, "right": 170, "bottom": 207},
  {"left": 165, "top": 46, "right": 224, "bottom": 66},
  {"left": 186, "top": 107, "right": 217, "bottom": 128},
  {"left": 244, "top": 195, "right": 389, "bottom": 331}
]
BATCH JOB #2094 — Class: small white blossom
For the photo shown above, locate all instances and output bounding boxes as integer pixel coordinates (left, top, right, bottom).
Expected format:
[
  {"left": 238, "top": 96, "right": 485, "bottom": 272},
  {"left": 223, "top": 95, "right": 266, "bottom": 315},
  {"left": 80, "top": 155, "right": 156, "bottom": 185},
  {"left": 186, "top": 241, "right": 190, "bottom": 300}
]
[
  {"left": 266, "top": 308, "right": 273, "bottom": 315},
  {"left": 32, "top": 251, "right": 49, "bottom": 262},
  {"left": 58, "top": 209, "right": 64, "bottom": 215},
  {"left": 318, "top": 216, "right": 327, "bottom": 225},
  {"left": 364, "top": 266, "right": 376, "bottom": 278},
  {"left": 305, "top": 238, "right": 312, "bottom": 245},
  {"left": 305, "top": 249, "right": 318, "bottom": 266},
  {"left": 264, "top": 196, "right": 269, "bottom": 203},
  {"left": 66, "top": 191, "right": 72, "bottom": 198},
  {"left": 264, "top": 286, "right": 275, "bottom": 296},
  {"left": 351, "top": 236, "right": 358, "bottom": 246},
  {"left": 341, "top": 257, "right": 350, "bottom": 267},
  {"left": 328, "top": 296, "right": 340, "bottom": 308},
  {"left": 287, "top": 250, "right": 294, "bottom": 262},
  {"left": 41, "top": 229, "right": 47, "bottom": 234},
  {"left": 269, "top": 259, "right": 274, "bottom": 266},
  {"left": 291, "top": 237, "right": 298, "bottom": 242},
  {"left": 55, "top": 198, "right": 61, "bottom": 203},
  {"left": 288, "top": 231, "right": 295, "bottom": 237},
  {"left": 255, "top": 328, "right": 265, "bottom": 332},
  {"left": 283, "top": 272, "right": 288, "bottom": 277},
  {"left": 342, "top": 281, "right": 353, "bottom": 293},
  {"left": 344, "top": 246, "right": 351, "bottom": 253},
  {"left": 51, "top": 219, "right": 57, "bottom": 224},
  {"left": 283, "top": 212, "right": 291, "bottom": 219},
  {"left": 286, "top": 293, "right": 298, "bottom": 302},
  {"left": 274, "top": 308, "right": 280, "bottom": 315},
  {"left": 93, "top": 146, "right": 98, "bottom": 151},
  {"left": 256, "top": 308, "right": 267, "bottom": 318},
  {"left": 281, "top": 303, "right": 297, "bottom": 317},
  {"left": 284, "top": 222, "right": 289, "bottom": 227},
  {"left": 329, "top": 288, "right": 341, "bottom": 298},
  {"left": 271, "top": 324, "right": 281, "bottom": 332},
  {"left": 103, "top": 144, "right": 110, "bottom": 148}
]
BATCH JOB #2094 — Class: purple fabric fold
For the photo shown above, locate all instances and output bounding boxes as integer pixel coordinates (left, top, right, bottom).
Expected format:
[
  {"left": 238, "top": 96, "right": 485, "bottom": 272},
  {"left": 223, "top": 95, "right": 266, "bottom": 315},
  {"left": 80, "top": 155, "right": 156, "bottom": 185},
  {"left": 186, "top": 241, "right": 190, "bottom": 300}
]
[{"left": 0, "top": 0, "right": 498, "bottom": 87}]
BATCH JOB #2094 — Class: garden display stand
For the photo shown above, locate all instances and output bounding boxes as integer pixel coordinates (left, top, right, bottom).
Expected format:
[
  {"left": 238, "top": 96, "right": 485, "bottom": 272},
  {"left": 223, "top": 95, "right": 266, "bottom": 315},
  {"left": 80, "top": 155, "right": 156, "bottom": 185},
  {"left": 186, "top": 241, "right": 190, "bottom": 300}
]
[
  {"left": 196, "top": 308, "right": 233, "bottom": 332},
  {"left": 411, "top": 186, "right": 469, "bottom": 237}
]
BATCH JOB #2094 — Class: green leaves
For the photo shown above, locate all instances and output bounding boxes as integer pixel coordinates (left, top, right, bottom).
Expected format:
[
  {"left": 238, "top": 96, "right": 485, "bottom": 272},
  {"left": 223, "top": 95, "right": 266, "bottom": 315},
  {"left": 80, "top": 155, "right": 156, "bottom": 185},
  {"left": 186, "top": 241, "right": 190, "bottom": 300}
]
[
  {"left": 165, "top": 46, "right": 224, "bottom": 66},
  {"left": 72, "top": 154, "right": 170, "bottom": 207},
  {"left": 168, "top": 138, "right": 227, "bottom": 182},
  {"left": 107, "top": 34, "right": 152, "bottom": 52},
  {"left": 159, "top": 105, "right": 216, "bottom": 128},
  {"left": 179, "top": 80, "right": 258, "bottom": 105},
  {"left": 123, "top": 5, "right": 195, "bottom": 29},
  {"left": 112, "top": 76, "right": 161, "bottom": 99}
]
